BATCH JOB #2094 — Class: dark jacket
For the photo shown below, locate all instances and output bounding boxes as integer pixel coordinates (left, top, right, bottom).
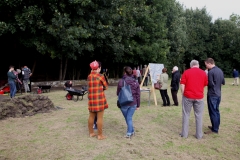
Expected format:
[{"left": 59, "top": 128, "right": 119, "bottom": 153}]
[
  {"left": 7, "top": 71, "right": 17, "bottom": 82},
  {"left": 117, "top": 75, "right": 140, "bottom": 108},
  {"left": 171, "top": 70, "right": 181, "bottom": 91},
  {"left": 22, "top": 68, "right": 31, "bottom": 80},
  {"left": 64, "top": 81, "right": 72, "bottom": 88},
  {"left": 208, "top": 66, "right": 225, "bottom": 97},
  {"left": 233, "top": 70, "right": 239, "bottom": 78}
]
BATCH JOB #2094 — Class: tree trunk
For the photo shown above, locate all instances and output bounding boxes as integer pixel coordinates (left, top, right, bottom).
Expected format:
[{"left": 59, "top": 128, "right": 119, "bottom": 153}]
[
  {"left": 116, "top": 64, "right": 119, "bottom": 78},
  {"left": 31, "top": 60, "right": 37, "bottom": 75},
  {"left": 45, "top": 72, "right": 48, "bottom": 81},
  {"left": 59, "top": 58, "right": 63, "bottom": 81},
  {"left": 72, "top": 67, "right": 76, "bottom": 80},
  {"left": 113, "top": 68, "right": 116, "bottom": 78},
  {"left": 62, "top": 58, "right": 68, "bottom": 80},
  {"left": 76, "top": 69, "right": 81, "bottom": 80}
]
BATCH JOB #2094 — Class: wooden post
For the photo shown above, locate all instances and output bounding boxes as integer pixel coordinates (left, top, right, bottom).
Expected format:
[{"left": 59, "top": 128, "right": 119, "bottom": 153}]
[
  {"left": 140, "top": 66, "right": 149, "bottom": 88},
  {"left": 149, "top": 73, "right": 158, "bottom": 106}
]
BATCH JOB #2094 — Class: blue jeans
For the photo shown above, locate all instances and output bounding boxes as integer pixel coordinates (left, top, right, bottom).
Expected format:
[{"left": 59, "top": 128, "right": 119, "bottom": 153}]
[
  {"left": 207, "top": 96, "right": 221, "bottom": 133},
  {"left": 120, "top": 105, "right": 136, "bottom": 136},
  {"left": 9, "top": 81, "right": 16, "bottom": 98},
  {"left": 93, "top": 116, "right": 97, "bottom": 129}
]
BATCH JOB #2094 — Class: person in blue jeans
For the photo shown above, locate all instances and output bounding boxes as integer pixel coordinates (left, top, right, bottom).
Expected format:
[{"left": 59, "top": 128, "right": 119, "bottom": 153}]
[
  {"left": 7, "top": 65, "right": 17, "bottom": 98},
  {"left": 204, "top": 58, "right": 225, "bottom": 134},
  {"left": 117, "top": 66, "right": 140, "bottom": 138},
  {"left": 93, "top": 116, "right": 97, "bottom": 130}
]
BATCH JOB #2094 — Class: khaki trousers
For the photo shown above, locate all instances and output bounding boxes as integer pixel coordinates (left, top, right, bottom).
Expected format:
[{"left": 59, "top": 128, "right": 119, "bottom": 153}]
[{"left": 233, "top": 77, "right": 239, "bottom": 85}]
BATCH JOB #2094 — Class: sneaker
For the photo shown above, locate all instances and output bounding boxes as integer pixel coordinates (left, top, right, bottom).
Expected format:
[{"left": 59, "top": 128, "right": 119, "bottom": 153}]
[{"left": 124, "top": 135, "right": 131, "bottom": 139}]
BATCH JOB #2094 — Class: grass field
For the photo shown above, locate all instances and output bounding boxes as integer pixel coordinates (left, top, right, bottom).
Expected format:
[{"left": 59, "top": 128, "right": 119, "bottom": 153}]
[{"left": 0, "top": 78, "right": 240, "bottom": 160}]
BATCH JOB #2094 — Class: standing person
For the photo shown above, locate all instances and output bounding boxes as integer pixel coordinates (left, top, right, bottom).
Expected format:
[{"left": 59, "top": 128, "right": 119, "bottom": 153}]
[
  {"left": 93, "top": 116, "right": 98, "bottom": 130},
  {"left": 158, "top": 68, "right": 170, "bottom": 106},
  {"left": 22, "top": 66, "right": 32, "bottom": 93},
  {"left": 102, "top": 69, "right": 109, "bottom": 84},
  {"left": 142, "top": 65, "right": 149, "bottom": 86},
  {"left": 117, "top": 66, "right": 140, "bottom": 139},
  {"left": 105, "top": 68, "right": 109, "bottom": 79},
  {"left": 132, "top": 67, "right": 137, "bottom": 82},
  {"left": 7, "top": 65, "right": 17, "bottom": 98},
  {"left": 87, "top": 60, "right": 108, "bottom": 140},
  {"left": 180, "top": 60, "right": 208, "bottom": 139},
  {"left": 204, "top": 58, "right": 225, "bottom": 134},
  {"left": 14, "top": 69, "right": 23, "bottom": 93},
  {"left": 232, "top": 69, "right": 239, "bottom": 86},
  {"left": 136, "top": 66, "right": 141, "bottom": 84},
  {"left": 204, "top": 68, "right": 208, "bottom": 75},
  {"left": 170, "top": 66, "right": 181, "bottom": 106}
]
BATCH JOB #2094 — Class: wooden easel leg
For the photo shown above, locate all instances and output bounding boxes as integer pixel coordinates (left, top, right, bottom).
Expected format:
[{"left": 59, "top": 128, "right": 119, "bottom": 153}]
[
  {"left": 140, "top": 66, "right": 150, "bottom": 88},
  {"left": 152, "top": 86, "right": 158, "bottom": 106}
]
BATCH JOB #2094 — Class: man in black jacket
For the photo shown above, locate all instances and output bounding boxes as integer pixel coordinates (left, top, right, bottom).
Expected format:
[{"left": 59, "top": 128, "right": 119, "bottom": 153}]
[{"left": 170, "top": 66, "right": 181, "bottom": 106}]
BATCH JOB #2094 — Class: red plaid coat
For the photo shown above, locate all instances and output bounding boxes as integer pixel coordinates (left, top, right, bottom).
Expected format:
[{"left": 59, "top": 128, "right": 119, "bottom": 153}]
[{"left": 88, "top": 71, "right": 108, "bottom": 112}]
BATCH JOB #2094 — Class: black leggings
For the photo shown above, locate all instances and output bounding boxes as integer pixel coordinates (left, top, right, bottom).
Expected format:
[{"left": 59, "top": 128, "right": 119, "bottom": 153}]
[{"left": 160, "top": 89, "right": 170, "bottom": 106}]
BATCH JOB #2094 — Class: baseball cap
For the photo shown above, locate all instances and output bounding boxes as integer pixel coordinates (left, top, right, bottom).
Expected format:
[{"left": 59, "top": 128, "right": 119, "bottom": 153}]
[{"left": 90, "top": 60, "right": 99, "bottom": 70}]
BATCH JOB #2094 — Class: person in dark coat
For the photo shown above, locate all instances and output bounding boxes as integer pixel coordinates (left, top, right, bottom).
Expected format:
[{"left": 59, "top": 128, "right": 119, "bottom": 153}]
[
  {"left": 170, "top": 66, "right": 181, "bottom": 106},
  {"left": 232, "top": 69, "right": 239, "bottom": 86}
]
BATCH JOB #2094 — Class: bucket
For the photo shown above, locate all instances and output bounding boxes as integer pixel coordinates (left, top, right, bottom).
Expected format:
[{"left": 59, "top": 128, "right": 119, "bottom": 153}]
[
  {"left": 37, "top": 88, "right": 42, "bottom": 94},
  {"left": 0, "top": 90, "right": 4, "bottom": 95}
]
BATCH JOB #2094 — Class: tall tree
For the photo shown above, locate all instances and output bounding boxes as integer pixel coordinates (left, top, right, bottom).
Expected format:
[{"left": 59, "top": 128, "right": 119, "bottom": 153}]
[
  {"left": 183, "top": 7, "right": 212, "bottom": 67},
  {"left": 209, "top": 19, "right": 239, "bottom": 75},
  {"left": 166, "top": 1, "right": 188, "bottom": 71}
]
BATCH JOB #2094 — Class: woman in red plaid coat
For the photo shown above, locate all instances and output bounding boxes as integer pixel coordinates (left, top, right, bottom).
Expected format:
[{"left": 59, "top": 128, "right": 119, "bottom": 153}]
[{"left": 88, "top": 60, "right": 108, "bottom": 140}]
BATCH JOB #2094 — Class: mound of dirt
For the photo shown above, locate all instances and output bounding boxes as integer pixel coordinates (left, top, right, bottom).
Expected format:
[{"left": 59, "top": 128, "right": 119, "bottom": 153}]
[{"left": 0, "top": 94, "right": 56, "bottom": 120}]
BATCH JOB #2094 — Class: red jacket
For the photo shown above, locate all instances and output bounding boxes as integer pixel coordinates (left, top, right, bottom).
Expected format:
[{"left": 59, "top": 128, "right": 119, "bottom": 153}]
[
  {"left": 88, "top": 71, "right": 108, "bottom": 112},
  {"left": 180, "top": 67, "right": 208, "bottom": 99}
]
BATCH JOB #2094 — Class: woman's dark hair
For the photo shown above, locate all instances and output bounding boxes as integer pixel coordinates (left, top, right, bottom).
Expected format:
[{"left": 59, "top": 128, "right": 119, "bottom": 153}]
[{"left": 124, "top": 66, "right": 133, "bottom": 76}]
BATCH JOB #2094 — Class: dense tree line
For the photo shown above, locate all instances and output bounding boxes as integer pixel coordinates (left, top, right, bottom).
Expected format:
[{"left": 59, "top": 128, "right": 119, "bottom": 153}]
[{"left": 0, "top": 0, "right": 239, "bottom": 81}]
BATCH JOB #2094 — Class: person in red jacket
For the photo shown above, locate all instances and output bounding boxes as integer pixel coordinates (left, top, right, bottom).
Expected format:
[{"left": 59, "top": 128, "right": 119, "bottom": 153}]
[{"left": 180, "top": 60, "right": 208, "bottom": 139}]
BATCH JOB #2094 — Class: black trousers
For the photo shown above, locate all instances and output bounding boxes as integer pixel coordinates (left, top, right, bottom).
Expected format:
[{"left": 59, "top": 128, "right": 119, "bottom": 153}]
[
  {"left": 160, "top": 89, "right": 170, "bottom": 106},
  {"left": 143, "top": 76, "right": 148, "bottom": 86},
  {"left": 171, "top": 90, "right": 178, "bottom": 106}
]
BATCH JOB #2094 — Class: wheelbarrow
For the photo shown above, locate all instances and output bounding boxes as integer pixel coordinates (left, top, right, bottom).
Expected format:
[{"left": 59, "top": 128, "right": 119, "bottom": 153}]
[
  {"left": 65, "top": 87, "right": 88, "bottom": 102},
  {"left": 37, "top": 85, "right": 52, "bottom": 93}
]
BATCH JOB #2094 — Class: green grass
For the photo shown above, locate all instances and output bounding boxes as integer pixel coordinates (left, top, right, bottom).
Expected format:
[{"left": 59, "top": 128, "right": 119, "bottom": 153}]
[{"left": 0, "top": 78, "right": 239, "bottom": 160}]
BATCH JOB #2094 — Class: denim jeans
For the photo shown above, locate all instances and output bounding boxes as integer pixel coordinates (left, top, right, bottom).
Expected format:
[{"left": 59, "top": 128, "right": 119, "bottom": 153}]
[
  {"left": 8, "top": 81, "right": 16, "bottom": 98},
  {"left": 93, "top": 116, "right": 97, "bottom": 129},
  {"left": 23, "top": 80, "right": 30, "bottom": 93},
  {"left": 120, "top": 105, "right": 137, "bottom": 136},
  {"left": 207, "top": 96, "right": 221, "bottom": 133}
]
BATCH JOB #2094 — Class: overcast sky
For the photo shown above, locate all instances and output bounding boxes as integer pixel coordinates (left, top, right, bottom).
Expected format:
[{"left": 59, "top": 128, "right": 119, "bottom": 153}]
[{"left": 176, "top": 0, "right": 240, "bottom": 21}]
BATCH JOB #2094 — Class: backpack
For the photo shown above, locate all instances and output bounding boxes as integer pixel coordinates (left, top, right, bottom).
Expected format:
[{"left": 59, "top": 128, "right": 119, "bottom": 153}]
[
  {"left": 118, "top": 78, "right": 134, "bottom": 106},
  {"left": 23, "top": 69, "right": 30, "bottom": 80}
]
